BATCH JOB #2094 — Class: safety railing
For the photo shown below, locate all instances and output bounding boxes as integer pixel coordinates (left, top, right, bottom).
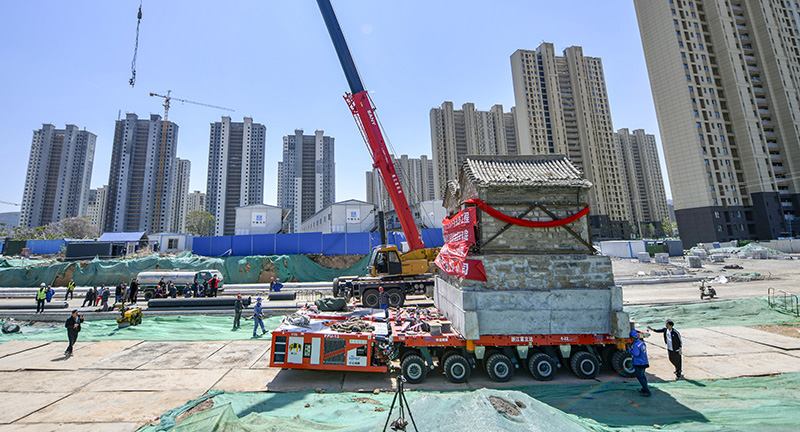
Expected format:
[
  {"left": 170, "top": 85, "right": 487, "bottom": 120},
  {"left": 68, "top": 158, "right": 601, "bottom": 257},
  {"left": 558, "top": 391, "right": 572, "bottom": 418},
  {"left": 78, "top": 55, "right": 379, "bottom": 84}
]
[
  {"left": 767, "top": 287, "right": 800, "bottom": 317},
  {"left": 295, "top": 289, "right": 326, "bottom": 304}
]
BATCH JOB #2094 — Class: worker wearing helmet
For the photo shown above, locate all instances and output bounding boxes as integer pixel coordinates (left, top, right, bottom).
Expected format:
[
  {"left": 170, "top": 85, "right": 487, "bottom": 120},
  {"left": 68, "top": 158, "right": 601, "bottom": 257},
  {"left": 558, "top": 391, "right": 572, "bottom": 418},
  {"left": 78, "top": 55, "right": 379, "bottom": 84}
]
[
  {"left": 378, "top": 286, "right": 389, "bottom": 319},
  {"left": 36, "top": 283, "right": 48, "bottom": 314},
  {"left": 253, "top": 297, "right": 266, "bottom": 337},
  {"left": 233, "top": 293, "right": 243, "bottom": 330},
  {"left": 628, "top": 330, "right": 651, "bottom": 397}
]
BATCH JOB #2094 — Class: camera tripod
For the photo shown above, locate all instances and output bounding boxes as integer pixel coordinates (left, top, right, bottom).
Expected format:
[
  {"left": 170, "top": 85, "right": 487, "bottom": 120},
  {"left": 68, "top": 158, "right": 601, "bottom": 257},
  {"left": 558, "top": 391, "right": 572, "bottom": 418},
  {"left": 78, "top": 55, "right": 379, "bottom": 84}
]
[{"left": 383, "top": 375, "right": 418, "bottom": 432}]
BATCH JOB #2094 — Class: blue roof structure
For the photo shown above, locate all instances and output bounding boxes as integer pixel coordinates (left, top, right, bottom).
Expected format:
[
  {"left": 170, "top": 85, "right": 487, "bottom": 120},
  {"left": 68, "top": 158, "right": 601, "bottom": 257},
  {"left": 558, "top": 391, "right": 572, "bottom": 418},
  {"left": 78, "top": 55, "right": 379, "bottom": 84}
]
[{"left": 98, "top": 232, "right": 148, "bottom": 243}]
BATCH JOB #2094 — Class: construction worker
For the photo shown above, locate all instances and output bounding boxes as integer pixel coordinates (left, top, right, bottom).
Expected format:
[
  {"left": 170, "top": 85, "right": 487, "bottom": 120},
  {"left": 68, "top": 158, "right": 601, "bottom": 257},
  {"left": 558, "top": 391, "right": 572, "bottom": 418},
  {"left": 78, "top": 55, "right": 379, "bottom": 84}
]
[
  {"left": 233, "top": 293, "right": 243, "bottom": 330},
  {"left": 378, "top": 286, "right": 389, "bottom": 318},
  {"left": 64, "top": 309, "right": 83, "bottom": 356},
  {"left": 65, "top": 280, "right": 75, "bottom": 301},
  {"left": 628, "top": 330, "right": 651, "bottom": 397},
  {"left": 35, "top": 283, "right": 48, "bottom": 314},
  {"left": 648, "top": 320, "right": 683, "bottom": 380},
  {"left": 252, "top": 297, "right": 266, "bottom": 337},
  {"left": 272, "top": 278, "right": 283, "bottom": 292}
]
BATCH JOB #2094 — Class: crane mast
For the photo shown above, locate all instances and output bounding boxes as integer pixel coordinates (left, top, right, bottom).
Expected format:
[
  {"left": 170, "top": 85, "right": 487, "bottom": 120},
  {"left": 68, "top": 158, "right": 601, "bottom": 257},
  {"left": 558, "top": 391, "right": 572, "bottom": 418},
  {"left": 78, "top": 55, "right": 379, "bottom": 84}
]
[{"left": 316, "top": 0, "right": 425, "bottom": 251}]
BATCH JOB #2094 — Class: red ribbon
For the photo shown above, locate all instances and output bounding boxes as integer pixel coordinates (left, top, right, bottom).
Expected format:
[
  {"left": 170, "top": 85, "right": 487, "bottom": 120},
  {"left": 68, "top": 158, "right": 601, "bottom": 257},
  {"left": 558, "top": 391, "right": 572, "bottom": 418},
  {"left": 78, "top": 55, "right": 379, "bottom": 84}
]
[{"left": 463, "top": 199, "right": 589, "bottom": 228}]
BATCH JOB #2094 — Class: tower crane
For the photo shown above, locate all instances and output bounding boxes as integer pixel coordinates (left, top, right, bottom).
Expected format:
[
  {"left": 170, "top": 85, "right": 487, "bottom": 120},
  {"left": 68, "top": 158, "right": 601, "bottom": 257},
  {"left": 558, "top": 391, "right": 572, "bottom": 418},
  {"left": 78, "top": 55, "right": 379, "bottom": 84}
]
[
  {"left": 0, "top": 200, "right": 20, "bottom": 207},
  {"left": 148, "top": 91, "right": 234, "bottom": 232}
]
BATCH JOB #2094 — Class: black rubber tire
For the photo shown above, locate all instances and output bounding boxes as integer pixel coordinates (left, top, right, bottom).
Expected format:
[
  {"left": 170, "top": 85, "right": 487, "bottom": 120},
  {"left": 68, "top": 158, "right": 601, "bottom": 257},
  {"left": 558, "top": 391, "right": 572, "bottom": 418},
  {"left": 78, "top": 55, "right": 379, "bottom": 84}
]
[
  {"left": 600, "top": 345, "right": 617, "bottom": 370},
  {"left": 485, "top": 353, "right": 514, "bottom": 382},
  {"left": 570, "top": 351, "right": 599, "bottom": 379},
  {"left": 402, "top": 354, "right": 427, "bottom": 384},
  {"left": 439, "top": 350, "right": 458, "bottom": 369},
  {"left": 361, "top": 289, "right": 380, "bottom": 308},
  {"left": 527, "top": 352, "right": 555, "bottom": 381},
  {"left": 386, "top": 288, "right": 404, "bottom": 308},
  {"left": 143, "top": 290, "right": 154, "bottom": 301},
  {"left": 332, "top": 278, "right": 340, "bottom": 297},
  {"left": 611, "top": 350, "right": 636, "bottom": 378},
  {"left": 443, "top": 354, "right": 471, "bottom": 383}
]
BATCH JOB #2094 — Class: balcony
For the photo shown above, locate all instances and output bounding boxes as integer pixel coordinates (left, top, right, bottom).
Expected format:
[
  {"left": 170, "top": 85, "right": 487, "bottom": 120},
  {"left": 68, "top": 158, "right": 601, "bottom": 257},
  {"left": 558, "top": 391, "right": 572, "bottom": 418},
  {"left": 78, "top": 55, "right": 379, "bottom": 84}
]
[
  {"left": 744, "top": 55, "right": 757, "bottom": 62},
  {"left": 764, "top": 130, "right": 776, "bottom": 137},
  {"left": 769, "top": 153, "right": 782, "bottom": 160},
  {"left": 759, "top": 109, "right": 770, "bottom": 115},
  {"left": 753, "top": 86, "right": 765, "bottom": 94},
  {"left": 732, "top": 4, "right": 743, "bottom": 11}
]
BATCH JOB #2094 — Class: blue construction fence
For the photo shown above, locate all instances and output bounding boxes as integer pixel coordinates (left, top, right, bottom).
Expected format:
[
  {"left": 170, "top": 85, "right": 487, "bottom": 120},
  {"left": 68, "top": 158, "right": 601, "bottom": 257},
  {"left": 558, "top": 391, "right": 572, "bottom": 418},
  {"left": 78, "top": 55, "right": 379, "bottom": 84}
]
[
  {"left": 192, "top": 229, "right": 445, "bottom": 257},
  {"left": 26, "top": 239, "right": 67, "bottom": 255}
]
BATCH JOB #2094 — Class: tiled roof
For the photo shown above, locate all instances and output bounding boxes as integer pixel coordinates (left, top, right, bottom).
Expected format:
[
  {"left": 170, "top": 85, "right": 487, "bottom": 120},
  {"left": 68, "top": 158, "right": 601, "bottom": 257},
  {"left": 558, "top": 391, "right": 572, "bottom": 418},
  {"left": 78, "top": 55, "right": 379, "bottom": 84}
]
[{"left": 462, "top": 155, "right": 592, "bottom": 188}]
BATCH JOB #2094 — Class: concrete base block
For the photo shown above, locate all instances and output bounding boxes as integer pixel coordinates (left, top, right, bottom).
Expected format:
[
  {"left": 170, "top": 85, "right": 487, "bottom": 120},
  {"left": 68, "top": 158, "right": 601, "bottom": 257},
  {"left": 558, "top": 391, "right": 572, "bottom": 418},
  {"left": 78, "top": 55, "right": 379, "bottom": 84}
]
[
  {"left": 686, "top": 256, "right": 702, "bottom": 268},
  {"left": 637, "top": 252, "right": 651, "bottom": 263},
  {"left": 690, "top": 249, "right": 708, "bottom": 259},
  {"left": 711, "top": 254, "right": 725, "bottom": 262},
  {"left": 654, "top": 253, "right": 669, "bottom": 264},
  {"left": 669, "top": 268, "right": 686, "bottom": 275},
  {"left": 610, "top": 312, "right": 632, "bottom": 338},
  {"left": 650, "top": 270, "right": 668, "bottom": 276}
]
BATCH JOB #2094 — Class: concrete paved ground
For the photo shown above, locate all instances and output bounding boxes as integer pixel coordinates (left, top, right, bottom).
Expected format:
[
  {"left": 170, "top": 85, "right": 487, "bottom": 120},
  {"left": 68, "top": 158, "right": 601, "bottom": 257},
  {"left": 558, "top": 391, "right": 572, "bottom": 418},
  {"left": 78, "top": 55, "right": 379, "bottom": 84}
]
[{"left": 0, "top": 326, "right": 798, "bottom": 431}]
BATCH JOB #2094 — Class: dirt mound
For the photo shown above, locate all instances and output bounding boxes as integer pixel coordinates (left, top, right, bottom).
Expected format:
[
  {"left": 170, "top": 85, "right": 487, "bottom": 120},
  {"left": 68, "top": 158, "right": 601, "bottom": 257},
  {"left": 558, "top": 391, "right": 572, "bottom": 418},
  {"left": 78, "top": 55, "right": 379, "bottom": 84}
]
[{"left": 308, "top": 254, "right": 367, "bottom": 269}]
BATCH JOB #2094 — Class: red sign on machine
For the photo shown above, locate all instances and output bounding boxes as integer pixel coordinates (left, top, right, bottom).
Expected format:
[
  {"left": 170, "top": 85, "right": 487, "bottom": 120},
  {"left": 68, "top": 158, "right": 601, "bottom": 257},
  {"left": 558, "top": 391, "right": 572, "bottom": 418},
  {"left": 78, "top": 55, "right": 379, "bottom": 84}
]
[{"left": 436, "top": 207, "right": 487, "bottom": 281}]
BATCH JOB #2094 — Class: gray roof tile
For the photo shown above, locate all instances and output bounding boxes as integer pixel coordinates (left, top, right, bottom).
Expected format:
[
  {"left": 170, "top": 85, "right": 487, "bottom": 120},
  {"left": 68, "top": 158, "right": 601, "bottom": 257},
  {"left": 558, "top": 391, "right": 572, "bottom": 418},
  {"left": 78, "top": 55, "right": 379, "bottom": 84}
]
[{"left": 462, "top": 155, "right": 592, "bottom": 188}]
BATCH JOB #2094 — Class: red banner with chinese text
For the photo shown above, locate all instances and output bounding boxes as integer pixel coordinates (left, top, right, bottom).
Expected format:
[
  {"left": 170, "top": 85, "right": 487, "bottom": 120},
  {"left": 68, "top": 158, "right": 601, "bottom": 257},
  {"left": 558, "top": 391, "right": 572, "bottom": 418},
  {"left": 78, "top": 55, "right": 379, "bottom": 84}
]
[{"left": 435, "top": 207, "right": 487, "bottom": 281}]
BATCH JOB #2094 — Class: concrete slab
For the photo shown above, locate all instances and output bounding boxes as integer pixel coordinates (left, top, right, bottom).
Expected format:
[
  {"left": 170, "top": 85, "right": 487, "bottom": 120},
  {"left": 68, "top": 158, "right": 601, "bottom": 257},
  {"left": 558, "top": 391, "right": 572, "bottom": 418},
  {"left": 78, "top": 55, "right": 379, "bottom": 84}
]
[
  {"left": 0, "top": 422, "right": 140, "bottom": 432},
  {"left": 0, "top": 341, "right": 50, "bottom": 360},
  {"left": 0, "top": 392, "right": 70, "bottom": 424},
  {"left": 23, "top": 340, "right": 144, "bottom": 371},
  {"left": 0, "top": 370, "right": 108, "bottom": 393},
  {"left": 692, "top": 351, "right": 800, "bottom": 379},
  {"left": 0, "top": 342, "right": 90, "bottom": 371},
  {"left": 97, "top": 341, "right": 169, "bottom": 370},
  {"left": 212, "top": 368, "right": 277, "bottom": 392},
  {"left": 647, "top": 328, "right": 779, "bottom": 356},
  {"left": 265, "top": 369, "right": 345, "bottom": 392},
  {"left": 708, "top": 326, "right": 800, "bottom": 350},
  {"left": 82, "top": 368, "right": 229, "bottom": 392},
  {"left": 137, "top": 341, "right": 226, "bottom": 370},
  {"left": 196, "top": 341, "right": 269, "bottom": 369},
  {"left": 17, "top": 390, "right": 201, "bottom": 424},
  {"left": 248, "top": 345, "right": 273, "bottom": 369}
]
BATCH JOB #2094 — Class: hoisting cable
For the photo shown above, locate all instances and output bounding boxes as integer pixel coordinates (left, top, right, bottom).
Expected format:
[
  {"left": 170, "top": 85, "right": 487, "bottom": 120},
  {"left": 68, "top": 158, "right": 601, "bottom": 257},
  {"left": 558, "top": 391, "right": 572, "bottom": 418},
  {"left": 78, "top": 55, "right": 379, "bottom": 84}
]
[{"left": 129, "top": 1, "right": 142, "bottom": 87}]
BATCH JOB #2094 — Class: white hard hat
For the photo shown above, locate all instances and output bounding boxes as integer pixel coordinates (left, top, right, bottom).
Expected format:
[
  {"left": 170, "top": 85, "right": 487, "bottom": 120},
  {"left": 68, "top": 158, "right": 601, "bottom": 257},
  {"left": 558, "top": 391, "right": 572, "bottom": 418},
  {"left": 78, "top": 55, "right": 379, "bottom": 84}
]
[{"left": 41, "top": 283, "right": 46, "bottom": 287}]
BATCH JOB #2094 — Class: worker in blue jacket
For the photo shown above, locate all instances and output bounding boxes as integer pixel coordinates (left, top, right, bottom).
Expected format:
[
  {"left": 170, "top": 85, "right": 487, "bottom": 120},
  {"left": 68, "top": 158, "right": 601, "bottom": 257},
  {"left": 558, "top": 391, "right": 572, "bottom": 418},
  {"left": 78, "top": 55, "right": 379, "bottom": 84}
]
[
  {"left": 628, "top": 330, "right": 651, "bottom": 397},
  {"left": 252, "top": 297, "right": 267, "bottom": 337}
]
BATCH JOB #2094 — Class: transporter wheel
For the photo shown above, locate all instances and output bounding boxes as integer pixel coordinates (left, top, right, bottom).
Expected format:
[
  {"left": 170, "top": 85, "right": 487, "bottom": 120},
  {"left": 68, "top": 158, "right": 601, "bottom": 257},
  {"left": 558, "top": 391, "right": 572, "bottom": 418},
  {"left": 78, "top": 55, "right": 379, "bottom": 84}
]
[
  {"left": 361, "top": 289, "right": 380, "bottom": 308},
  {"left": 386, "top": 288, "right": 404, "bottom": 308},
  {"left": 570, "top": 351, "right": 599, "bottom": 379},
  {"left": 143, "top": 290, "right": 154, "bottom": 301},
  {"left": 485, "top": 353, "right": 514, "bottom": 382},
  {"left": 527, "top": 352, "right": 555, "bottom": 381},
  {"left": 443, "top": 354, "right": 471, "bottom": 383},
  {"left": 611, "top": 350, "right": 635, "bottom": 377},
  {"left": 402, "top": 354, "right": 427, "bottom": 384},
  {"left": 332, "top": 278, "right": 340, "bottom": 297},
  {"left": 600, "top": 345, "right": 617, "bottom": 370}
]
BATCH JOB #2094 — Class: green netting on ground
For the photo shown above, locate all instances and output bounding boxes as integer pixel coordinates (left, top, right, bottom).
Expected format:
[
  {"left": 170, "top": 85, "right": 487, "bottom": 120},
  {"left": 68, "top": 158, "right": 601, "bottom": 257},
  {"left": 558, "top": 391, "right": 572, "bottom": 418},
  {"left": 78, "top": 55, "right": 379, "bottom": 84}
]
[
  {"left": 0, "top": 258, "right": 57, "bottom": 268},
  {"left": 625, "top": 297, "right": 800, "bottom": 329},
  {"left": 0, "top": 252, "right": 369, "bottom": 287},
  {"left": 0, "top": 315, "right": 284, "bottom": 343},
  {"left": 706, "top": 243, "right": 786, "bottom": 255},
  {"left": 141, "top": 387, "right": 596, "bottom": 432},
  {"left": 139, "top": 373, "right": 800, "bottom": 432}
]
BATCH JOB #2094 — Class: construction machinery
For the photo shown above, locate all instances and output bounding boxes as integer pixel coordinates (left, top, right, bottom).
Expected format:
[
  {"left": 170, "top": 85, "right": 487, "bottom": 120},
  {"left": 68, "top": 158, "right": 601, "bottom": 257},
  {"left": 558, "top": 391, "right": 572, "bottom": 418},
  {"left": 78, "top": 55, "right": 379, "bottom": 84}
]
[{"left": 316, "top": 0, "right": 439, "bottom": 307}]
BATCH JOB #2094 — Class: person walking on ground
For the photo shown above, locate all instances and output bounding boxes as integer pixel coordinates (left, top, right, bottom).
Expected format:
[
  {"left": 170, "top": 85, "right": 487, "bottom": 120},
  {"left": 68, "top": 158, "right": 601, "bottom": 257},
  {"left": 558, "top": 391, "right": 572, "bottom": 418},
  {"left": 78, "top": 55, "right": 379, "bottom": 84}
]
[
  {"left": 101, "top": 286, "right": 110, "bottom": 311},
  {"left": 115, "top": 282, "right": 124, "bottom": 305},
  {"left": 628, "top": 330, "right": 651, "bottom": 397},
  {"left": 378, "top": 286, "right": 389, "bottom": 319},
  {"left": 36, "top": 283, "right": 48, "bottom": 314},
  {"left": 648, "top": 320, "right": 683, "bottom": 380},
  {"left": 65, "top": 280, "right": 75, "bottom": 301},
  {"left": 233, "top": 293, "right": 243, "bottom": 330},
  {"left": 129, "top": 278, "right": 139, "bottom": 304},
  {"left": 64, "top": 309, "right": 83, "bottom": 356},
  {"left": 82, "top": 287, "right": 95, "bottom": 307},
  {"left": 252, "top": 297, "right": 266, "bottom": 337}
]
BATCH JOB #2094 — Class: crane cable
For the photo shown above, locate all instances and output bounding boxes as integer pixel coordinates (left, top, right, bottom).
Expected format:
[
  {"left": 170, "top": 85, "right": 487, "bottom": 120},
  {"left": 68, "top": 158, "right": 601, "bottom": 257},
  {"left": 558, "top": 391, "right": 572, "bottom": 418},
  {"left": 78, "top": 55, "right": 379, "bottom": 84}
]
[{"left": 129, "top": 1, "right": 142, "bottom": 87}]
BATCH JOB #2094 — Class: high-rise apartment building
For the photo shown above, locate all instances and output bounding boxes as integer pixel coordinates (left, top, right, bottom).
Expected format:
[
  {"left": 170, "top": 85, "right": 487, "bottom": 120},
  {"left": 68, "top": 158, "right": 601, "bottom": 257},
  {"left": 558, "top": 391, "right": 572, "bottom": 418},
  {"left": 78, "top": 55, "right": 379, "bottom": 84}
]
[
  {"left": 511, "top": 43, "right": 632, "bottom": 239},
  {"left": 277, "top": 130, "right": 335, "bottom": 232},
  {"left": 86, "top": 186, "right": 108, "bottom": 235},
  {"left": 104, "top": 113, "right": 178, "bottom": 234},
  {"left": 635, "top": 0, "right": 800, "bottom": 245},
  {"left": 430, "top": 102, "right": 518, "bottom": 199},
  {"left": 21, "top": 124, "right": 96, "bottom": 228},
  {"left": 366, "top": 154, "right": 435, "bottom": 210},
  {"left": 206, "top": 117, "right": 266, "bottom": 236},
  {"left": 187, "top": 190, "right": 207, "bottom": 214},
  {"left": 615, "top": 129, "right": 670, "bottom": 235},
  {"left": 172, "top": 158, "right": 191, "bottom": 233}
]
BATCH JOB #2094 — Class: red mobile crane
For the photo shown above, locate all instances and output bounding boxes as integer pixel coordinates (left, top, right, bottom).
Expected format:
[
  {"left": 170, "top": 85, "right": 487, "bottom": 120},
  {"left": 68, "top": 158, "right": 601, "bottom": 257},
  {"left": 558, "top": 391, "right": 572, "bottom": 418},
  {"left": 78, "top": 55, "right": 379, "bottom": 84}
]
[{"left": 317, "top": 0, "right": 439, "bottom": 308}]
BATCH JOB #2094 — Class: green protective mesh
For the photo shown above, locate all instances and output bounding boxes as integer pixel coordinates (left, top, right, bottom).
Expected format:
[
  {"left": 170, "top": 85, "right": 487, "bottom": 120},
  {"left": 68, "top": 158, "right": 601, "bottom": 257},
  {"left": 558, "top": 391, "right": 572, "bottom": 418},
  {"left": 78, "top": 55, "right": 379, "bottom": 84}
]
[
  {"left": 0, "top": 252, "right": 369, "bottom": 287},
  {"left": 0, "top": 315, "right": 285, "bottom": 343},
  {"left": 625, "top": 297, "right": 800, "bottom": 329},
  {"left": 138, "top": 373, "right": 800, "bottom": 432}
]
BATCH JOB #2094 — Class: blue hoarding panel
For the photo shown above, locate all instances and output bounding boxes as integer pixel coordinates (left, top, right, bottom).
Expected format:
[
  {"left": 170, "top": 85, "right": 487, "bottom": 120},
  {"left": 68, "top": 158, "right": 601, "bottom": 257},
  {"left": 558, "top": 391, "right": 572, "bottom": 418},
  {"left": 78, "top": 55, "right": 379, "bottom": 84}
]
[
  {"left": 209, "top": 236, "right": 233, "bottom": 257},
  {"left": 346, "top": 232, "right": 371, "bottom": 255},
  {"left": 298, "top": 232, "right": 322, "bottom": 254},
  {"left": 421, "top": 228, "right": 445, "bottom": 247},
  {"left": 192, "top": 237, "right": 211, "bottom": 256},
  {"left": 322, "top": 233, "right": 346, "bottom": 255},
  {"left": 28, "top": 239, "right": 66, "bottom": 255},
  {"left": 252, "top": 234, "right": 275, "bottom": 255},
  {"left": 231, "top": 235, "right": 253, "bottom": 256},
  {"left": 276, "top": 233, "right": 300, "bottom": 255}
]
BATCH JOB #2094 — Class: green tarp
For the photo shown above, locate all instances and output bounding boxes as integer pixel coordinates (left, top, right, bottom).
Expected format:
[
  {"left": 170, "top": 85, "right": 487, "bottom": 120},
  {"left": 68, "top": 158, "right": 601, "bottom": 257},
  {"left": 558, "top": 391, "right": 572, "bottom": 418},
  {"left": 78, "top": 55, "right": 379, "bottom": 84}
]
[
  {"left": 139, "top": 373, "right": 800, "bottom": 431},
  {"left": 0, "top": 252, "right": 369, "bottom": 287},
  {"left": 625, "top": 297, "right": 800, "bottom": 329}
]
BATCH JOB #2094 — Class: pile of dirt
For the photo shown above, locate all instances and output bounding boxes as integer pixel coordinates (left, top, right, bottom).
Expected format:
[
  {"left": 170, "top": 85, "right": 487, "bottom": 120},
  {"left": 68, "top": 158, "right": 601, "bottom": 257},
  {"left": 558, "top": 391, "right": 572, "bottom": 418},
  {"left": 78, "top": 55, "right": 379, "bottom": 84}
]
[{"left": 307, "top": 254, "right": 367, "bottom": 269}]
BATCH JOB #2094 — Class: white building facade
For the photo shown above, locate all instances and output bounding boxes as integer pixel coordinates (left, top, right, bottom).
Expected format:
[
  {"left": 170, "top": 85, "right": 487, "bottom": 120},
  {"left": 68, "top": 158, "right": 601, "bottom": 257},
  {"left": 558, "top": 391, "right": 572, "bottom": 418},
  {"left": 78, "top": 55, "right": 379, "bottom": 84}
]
[
  {"left": 299, "top": 199, "right": 376, "bottom": 234},
  {"left": 278, "top": 130, "right": 335, "bottom": 232}
]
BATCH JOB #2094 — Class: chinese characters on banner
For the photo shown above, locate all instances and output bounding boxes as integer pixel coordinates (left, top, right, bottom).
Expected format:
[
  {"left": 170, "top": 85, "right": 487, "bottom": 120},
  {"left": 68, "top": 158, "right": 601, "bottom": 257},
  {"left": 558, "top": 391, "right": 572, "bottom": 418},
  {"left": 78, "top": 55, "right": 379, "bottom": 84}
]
[{"left": 435, "top": 207, "right": 487, "bottom": 281}]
